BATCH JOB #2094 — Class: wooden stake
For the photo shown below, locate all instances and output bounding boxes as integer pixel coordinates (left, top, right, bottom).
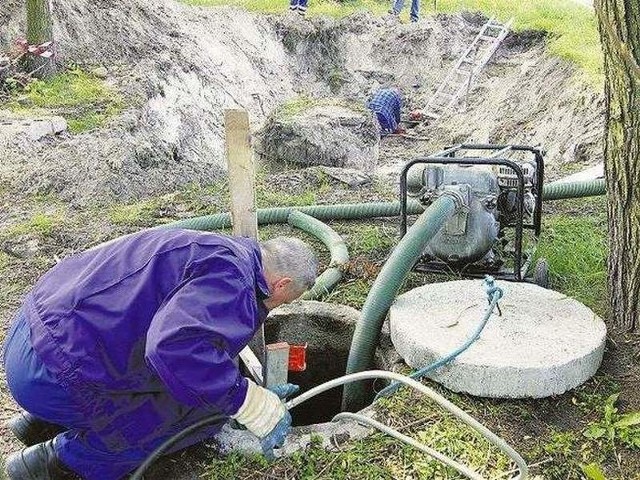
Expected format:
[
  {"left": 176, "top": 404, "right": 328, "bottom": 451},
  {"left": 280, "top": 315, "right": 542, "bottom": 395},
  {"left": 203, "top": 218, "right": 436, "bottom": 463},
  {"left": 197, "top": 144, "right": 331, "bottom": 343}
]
[
  {"left": 224, "top": 109, "right": 257, "bottom": 239},
  {"left": 225, "top": 109, "right": 267, "bottom": 383}
]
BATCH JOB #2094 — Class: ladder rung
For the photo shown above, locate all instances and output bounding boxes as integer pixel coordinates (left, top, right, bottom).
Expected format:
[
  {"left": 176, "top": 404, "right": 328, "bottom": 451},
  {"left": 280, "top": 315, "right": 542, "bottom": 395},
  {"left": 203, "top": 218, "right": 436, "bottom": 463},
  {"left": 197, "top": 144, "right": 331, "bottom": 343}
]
[{"left": 479, "top": 35, "right": 499, "bottom": 41}]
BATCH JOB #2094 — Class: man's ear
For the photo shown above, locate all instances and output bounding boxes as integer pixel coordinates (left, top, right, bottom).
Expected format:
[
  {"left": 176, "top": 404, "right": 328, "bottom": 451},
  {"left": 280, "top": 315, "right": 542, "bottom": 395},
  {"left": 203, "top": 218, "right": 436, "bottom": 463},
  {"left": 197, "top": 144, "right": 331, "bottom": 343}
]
[{"left": 274, "top": 277, "right": 292, "bottom": 291}]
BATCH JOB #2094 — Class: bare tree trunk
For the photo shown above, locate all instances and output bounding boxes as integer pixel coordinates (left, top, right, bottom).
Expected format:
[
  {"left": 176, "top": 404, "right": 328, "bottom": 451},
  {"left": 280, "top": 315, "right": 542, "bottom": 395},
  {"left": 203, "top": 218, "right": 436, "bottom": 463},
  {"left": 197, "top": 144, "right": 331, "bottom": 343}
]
[
  {"left": 25, "top": 0, "right": 55, "bottom": 77},
  {"left": 595, "top": 0, "right": 640, "bottom": 331}
]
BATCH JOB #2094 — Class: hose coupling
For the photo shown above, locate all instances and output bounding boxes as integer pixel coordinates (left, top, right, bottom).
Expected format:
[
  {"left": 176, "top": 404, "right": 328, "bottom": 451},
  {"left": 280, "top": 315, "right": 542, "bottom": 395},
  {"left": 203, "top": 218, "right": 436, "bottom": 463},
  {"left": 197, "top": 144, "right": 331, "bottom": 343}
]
[{"left": 438, "top": 185, "right": 470, "bottom": 212}]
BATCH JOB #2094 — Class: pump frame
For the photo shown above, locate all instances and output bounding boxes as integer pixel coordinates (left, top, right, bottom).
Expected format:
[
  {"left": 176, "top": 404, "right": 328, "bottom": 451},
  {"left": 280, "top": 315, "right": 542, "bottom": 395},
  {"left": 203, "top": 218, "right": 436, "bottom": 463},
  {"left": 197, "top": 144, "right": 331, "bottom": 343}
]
[{"left": 399, "top": 144, "right": 545, "bottom": 282}]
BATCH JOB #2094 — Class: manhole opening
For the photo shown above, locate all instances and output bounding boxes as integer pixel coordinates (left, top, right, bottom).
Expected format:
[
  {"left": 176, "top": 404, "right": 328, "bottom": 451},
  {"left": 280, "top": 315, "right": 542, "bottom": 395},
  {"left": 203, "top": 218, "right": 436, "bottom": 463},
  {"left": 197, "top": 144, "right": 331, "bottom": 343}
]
[{"left": 264, "top": 307, "right": 377, "bottom": 426}]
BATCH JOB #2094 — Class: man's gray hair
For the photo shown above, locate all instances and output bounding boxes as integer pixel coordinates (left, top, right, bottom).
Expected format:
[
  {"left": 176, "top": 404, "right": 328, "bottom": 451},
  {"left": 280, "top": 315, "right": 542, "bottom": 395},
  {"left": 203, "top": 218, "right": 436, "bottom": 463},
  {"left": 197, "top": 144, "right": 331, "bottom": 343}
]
[{"left": 260, "top": 237, "right": 319, "bottom": 293}]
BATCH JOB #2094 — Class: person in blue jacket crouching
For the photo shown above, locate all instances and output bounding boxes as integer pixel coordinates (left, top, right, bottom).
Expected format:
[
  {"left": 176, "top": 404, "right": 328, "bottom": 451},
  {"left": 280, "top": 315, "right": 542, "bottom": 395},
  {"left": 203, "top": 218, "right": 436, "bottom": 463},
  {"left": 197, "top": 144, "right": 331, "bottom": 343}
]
[{"left": 3, "top": 230, "right": 318, "bottom": 479}]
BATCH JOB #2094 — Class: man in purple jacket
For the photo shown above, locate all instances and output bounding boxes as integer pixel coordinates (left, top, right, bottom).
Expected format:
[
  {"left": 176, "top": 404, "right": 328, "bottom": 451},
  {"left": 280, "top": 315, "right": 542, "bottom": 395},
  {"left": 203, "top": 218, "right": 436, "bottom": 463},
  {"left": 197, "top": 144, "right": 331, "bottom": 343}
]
[{"left": 2, "top": 229, "right": 318, "bottom": 480}]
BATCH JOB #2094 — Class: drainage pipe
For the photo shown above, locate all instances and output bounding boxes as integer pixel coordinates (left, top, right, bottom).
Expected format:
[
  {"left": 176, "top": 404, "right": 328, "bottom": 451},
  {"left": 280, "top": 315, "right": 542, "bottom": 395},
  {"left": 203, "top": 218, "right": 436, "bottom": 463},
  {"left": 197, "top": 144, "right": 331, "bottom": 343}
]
[
  {"left": 159, "top": 178, "right": 605, "bottom": 233},
  {"left": 342, "top": 194, "right": 460, "bottom": 412},
  {"left": 160, "top": 199, "right": 425, "bottom": 231},
  {"left": 287, "top": 210, "right": 349, "bottom": 300}
]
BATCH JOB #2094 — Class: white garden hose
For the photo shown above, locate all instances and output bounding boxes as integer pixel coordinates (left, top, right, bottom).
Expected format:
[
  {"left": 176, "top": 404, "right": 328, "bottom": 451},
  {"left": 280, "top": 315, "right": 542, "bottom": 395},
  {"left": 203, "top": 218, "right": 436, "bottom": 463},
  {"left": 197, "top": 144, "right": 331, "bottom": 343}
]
[{"left": 287, "top": 370, "right": 528, "bottom": 480}]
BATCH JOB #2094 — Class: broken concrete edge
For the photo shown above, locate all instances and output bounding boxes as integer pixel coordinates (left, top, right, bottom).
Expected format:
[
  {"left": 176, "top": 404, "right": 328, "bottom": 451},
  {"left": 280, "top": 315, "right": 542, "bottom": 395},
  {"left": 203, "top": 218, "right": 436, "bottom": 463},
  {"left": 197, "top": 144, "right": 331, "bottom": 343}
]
[{"left": 208, "top": 300, "right": 392, "bottom": 460}]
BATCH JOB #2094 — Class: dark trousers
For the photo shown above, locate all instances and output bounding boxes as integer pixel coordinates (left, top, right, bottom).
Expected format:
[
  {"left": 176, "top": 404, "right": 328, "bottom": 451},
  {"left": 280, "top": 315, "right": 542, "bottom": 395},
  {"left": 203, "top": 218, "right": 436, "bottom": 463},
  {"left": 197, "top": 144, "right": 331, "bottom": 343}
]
[{"left": 3, "top": 312, "right": 225, "bottom": 480}]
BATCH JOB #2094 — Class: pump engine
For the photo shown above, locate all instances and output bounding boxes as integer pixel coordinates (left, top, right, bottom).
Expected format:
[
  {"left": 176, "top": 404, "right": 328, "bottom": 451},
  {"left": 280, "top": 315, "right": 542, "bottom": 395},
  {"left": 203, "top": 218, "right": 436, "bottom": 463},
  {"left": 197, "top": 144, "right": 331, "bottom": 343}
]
[{"left": 401, "top": 144, "right": 545, "bottom": 282}]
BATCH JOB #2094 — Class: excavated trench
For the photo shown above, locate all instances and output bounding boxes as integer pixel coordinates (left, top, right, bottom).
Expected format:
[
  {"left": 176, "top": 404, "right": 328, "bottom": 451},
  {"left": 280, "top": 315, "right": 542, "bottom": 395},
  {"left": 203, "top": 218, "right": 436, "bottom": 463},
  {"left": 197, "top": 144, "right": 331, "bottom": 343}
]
[{"left": 0, "top": 0, "right": 604, "bottom": 202}]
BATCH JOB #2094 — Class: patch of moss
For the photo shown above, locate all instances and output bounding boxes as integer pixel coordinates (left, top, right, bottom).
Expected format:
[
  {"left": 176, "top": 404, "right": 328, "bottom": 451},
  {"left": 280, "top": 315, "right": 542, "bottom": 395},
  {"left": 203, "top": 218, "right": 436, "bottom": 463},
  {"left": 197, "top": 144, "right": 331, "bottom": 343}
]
[{"left": 4, "top": 68, "right": 123, "bottom": 133}]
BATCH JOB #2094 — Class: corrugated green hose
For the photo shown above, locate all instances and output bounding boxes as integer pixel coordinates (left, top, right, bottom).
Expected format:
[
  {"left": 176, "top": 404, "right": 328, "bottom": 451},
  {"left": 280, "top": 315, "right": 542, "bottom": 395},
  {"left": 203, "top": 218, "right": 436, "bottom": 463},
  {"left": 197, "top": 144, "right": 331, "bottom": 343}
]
[
  {"left": 542, "top": 178, "right": 605, "bottom": 201},
  {"left": 341, "top": 195, "right": 460, "bottom": 412},
  {"left": 160, "top": 178, "right": 605, "bottom": 232},
  {"left": 158, "top": 176, "right": 605, "bottom": 412},
  {"left": 287, "top": 211, "right": 349, "bottom": 300},
  {"left": 159, "top": 200, "right": 425, "bottom": 231}
]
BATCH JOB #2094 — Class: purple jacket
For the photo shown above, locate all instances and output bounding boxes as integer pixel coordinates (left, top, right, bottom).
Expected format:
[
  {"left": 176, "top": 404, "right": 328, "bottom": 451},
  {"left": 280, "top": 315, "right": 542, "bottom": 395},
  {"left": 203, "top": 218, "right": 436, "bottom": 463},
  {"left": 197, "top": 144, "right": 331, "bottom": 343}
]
[{"left": 23, "top": 230, "right": 269, "bottom": 428}]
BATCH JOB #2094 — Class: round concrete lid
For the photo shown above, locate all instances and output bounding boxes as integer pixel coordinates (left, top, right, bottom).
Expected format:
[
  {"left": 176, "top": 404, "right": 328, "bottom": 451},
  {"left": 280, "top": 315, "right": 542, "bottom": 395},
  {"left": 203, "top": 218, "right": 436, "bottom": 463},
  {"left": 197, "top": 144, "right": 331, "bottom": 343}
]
[{"left": 390, "top": 280, "right": 607, "bottom": 398}]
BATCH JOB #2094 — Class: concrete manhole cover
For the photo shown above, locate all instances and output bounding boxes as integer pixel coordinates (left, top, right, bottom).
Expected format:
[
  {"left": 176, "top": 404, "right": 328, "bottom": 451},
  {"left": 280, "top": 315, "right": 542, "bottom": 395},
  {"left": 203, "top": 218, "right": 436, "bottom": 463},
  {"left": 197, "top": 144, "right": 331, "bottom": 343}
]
[{"left": 390, "top": 280, "right": 607, "bottom": 398}]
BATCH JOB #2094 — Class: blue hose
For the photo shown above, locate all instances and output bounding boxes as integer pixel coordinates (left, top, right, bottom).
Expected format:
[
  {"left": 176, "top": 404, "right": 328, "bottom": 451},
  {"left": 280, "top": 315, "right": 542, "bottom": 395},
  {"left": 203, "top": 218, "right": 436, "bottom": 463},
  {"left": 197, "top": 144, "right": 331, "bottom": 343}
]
[{"left": 375, "top": 276, "right": 504, "bottom": 400}]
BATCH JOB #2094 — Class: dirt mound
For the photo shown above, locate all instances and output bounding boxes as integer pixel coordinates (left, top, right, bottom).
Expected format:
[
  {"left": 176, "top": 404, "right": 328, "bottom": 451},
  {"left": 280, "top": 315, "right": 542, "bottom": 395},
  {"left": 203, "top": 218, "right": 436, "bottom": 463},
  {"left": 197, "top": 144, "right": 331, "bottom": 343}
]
[
  {"left": 1, "top": 0, "right": 296, "bottom": 200},
  {"left": 0, "top": 2, "right": 604, "bottom": 201},
  {"left": 256, "top": 101, "right": 379, "bottom": 170}
]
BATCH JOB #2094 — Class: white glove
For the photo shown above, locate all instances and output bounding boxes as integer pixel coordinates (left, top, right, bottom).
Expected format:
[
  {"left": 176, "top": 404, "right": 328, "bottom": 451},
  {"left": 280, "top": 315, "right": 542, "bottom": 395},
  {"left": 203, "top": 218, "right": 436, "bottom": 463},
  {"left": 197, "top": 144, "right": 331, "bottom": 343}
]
[{"left": 231, "top": 379, "right": 287, "bottom": 438}]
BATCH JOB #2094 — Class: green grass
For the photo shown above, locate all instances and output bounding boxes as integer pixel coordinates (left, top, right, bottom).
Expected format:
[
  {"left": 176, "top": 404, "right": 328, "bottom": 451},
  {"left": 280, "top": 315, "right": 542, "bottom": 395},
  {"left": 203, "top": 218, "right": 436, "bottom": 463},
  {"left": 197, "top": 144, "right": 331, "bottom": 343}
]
[
  {"left": 184, "top": 0, "right": 602, "bottom": 81},
  {"left": 3, "top": 68, "right": 123, "bottom": 133},
  {"left": 1, "top": 210, "right": 64, "bottom": 240},
  {"left": 537, "top": 212, "right": 608, "bottom": 316},
  {"left": 436, "top": 0, "right": 602, "bottom": 81},
  {"left": 203, "top": 388, "right": 516, "bottom": 479},
  {"left": 108, "top": 201, "right": 161, "bottom": 227},
  {"left": 184, "top": 0, "right": 389, "bottom": 17}
]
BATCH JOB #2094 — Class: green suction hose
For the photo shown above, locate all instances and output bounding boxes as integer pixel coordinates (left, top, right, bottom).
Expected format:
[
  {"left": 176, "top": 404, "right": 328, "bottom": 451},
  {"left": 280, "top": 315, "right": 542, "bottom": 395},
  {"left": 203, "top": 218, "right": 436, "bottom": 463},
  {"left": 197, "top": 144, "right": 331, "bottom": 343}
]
[
  {"left": 341, "top": 194, "right": 460, "bottom": 412},
  {"left": 542, "top": 178, "right": 605, "bottom": 201},
  {"left": 160, "top": 178, "right": 605, "bottom": 233},
  {"left": 161, "top": 200, "right": 425, "bottom": 231},
  {"left": 287, "top": 211, "right": 349, "bottom": 300}
]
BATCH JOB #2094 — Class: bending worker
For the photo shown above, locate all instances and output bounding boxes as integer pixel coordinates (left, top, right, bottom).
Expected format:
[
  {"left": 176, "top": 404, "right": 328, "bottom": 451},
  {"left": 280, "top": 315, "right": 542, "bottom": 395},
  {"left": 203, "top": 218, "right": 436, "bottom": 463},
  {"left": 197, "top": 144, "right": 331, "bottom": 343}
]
[
  {"left": 2, "top": 229, "right": 318, "bottom": 479},
  {"left": 368, "top": 87, "right": 405, "bottom": 136}
]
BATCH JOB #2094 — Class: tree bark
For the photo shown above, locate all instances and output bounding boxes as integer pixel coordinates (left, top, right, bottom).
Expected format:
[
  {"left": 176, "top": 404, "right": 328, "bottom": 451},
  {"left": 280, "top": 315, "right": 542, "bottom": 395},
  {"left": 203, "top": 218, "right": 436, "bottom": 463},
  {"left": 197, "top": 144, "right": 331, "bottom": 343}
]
[
  {"left": 25, "top": 0, "right": 55, "bottom": 77},
  {"left": 595, "top": 0, "right": 640, "bottom": 331}
]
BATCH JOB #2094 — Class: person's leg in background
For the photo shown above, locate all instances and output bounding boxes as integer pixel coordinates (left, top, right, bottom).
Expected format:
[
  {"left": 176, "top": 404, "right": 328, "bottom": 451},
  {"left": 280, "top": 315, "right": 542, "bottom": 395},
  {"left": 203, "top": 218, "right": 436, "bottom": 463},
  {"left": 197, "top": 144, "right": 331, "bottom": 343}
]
[
  {"left": 297, "top": 0, "right": 308, "bottom": 16},
  {"left": 289, "top": 0, "right": 298, "bottom": 12},
  {"left": 410, "top": 0, "right": 420, "bottom": 22},
  {"left": 390, "top": 0, "right": 405, "bottom": 15}
]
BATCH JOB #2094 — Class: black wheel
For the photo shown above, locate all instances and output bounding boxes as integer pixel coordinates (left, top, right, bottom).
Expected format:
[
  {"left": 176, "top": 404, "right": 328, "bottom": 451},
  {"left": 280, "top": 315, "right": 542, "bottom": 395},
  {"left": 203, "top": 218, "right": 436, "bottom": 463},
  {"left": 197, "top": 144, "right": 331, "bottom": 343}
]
[{"left": 533, "top": 258, "right": 550, "bottom": 288}]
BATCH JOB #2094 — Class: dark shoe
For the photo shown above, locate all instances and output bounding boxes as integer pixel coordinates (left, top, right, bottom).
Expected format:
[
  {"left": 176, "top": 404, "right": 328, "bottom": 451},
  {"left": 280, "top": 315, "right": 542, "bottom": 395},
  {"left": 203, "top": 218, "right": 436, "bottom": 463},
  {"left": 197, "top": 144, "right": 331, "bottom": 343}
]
[
  {"left": 6, "top": 439, "right": 78, "bottom": 479},
  {"left": 7, "top": 411, "right": 67, "bottom": 447}
]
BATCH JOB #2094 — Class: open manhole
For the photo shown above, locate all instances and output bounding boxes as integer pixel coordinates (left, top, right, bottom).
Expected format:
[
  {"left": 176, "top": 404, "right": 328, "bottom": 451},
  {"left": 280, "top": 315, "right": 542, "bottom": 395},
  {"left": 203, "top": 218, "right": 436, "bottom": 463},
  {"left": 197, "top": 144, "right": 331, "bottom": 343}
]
[{"left": 265, "top": 301, "right": 392, "bottom": 426}]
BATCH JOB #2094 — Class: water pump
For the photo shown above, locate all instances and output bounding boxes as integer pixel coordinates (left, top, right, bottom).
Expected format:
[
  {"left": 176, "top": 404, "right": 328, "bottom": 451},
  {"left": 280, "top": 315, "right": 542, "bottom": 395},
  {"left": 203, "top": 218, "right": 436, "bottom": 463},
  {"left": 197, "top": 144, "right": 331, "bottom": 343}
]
[{"left": 400, "top": 144, "right": 548, "bottom": 285}]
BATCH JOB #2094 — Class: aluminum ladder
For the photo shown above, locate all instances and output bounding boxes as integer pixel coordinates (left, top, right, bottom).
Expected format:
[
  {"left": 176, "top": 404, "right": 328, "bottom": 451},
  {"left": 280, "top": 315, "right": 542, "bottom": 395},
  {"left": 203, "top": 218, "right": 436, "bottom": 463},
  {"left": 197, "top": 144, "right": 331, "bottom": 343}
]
[{"left": 421, "top": 17, "right": 514, "bottom": 121}]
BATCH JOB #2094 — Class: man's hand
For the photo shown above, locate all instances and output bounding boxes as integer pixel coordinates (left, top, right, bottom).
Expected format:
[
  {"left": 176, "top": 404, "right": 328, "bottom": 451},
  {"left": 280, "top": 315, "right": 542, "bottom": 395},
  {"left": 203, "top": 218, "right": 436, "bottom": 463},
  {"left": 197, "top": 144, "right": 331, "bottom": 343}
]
[
  {"left": 269, "top": 383, "right": 300, "bottom": 400},
  {"left": 260, "top": 411, "right": 292, "bottom": 460},
  {"left": 409, "top": 110, "right": 426, "bottom": 121},
  {"left": 231, "top": 380, "right": 292, "bottom": 459}
]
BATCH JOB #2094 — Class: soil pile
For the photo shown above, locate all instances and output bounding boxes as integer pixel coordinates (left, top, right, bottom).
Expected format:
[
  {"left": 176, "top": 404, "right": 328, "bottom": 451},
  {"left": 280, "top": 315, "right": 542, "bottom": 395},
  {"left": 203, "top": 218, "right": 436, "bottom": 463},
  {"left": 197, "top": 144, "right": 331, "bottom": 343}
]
[{"left": 256, "top": 102, "right": 379, "bottom": 170}]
